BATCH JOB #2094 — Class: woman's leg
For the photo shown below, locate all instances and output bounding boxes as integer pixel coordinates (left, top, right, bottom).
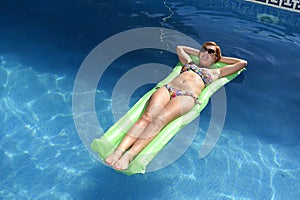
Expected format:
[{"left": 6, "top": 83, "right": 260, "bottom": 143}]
[
  {"left": 114, "top": 95, "right": 195, "bottom": 170},
  {"left": 105, "top": 87, "right": 170, "bottom": 166}
]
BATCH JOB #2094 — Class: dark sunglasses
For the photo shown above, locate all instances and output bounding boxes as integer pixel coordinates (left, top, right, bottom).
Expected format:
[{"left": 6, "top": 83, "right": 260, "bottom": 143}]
[{"left": 200, "top": 46, "right": 216, "bottom": 55}]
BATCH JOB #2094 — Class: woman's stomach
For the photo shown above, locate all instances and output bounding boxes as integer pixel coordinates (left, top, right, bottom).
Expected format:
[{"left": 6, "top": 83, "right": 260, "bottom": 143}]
[{"left": 169, "top": 71, "right": 205, "bottom": 96}]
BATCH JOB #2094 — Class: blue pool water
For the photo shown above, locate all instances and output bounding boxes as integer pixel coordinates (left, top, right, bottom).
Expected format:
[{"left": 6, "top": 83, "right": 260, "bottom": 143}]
[{"left": 1, "top": 0, "right": 300, "bottom": 199}]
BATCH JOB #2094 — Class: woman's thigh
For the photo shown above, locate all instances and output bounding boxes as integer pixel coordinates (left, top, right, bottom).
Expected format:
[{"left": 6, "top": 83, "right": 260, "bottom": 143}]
[
  {"left": 143, "top": 87, "right": 170, "bottom": 117},
  {"left": 156, "top": 95, "right": 195, "bottom": 125}
]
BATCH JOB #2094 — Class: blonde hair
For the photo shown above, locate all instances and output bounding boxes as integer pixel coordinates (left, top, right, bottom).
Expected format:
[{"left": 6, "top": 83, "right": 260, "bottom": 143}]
[{"left": 201, "top": 41, "right": 222, "bottom": 63}]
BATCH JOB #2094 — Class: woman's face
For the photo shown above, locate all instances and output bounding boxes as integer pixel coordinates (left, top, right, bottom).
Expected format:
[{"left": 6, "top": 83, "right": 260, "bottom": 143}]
[{"left": 198, "top": 45, "right": 217, "bottom": 67}]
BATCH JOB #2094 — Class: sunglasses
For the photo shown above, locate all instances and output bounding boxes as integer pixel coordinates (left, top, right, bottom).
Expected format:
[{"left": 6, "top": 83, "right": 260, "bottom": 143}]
[{"left": 200, "top": 46, "right": 216, "bottom": 56}]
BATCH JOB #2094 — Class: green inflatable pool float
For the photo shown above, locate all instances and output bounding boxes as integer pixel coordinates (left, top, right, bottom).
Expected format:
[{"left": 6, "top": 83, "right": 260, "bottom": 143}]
[{"left": 91, "top": 55, "right": 244, "bottom": 175}]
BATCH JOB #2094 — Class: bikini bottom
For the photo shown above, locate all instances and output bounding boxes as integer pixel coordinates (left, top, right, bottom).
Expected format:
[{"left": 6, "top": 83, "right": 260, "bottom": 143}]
[{"left": 163, "top": 84, "right": 201, "bottom": 105}]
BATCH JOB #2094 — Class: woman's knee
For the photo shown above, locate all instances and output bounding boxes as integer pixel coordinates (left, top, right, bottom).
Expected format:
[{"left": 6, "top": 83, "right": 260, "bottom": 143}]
[
  {"left": 137, "top": 112, "right": 153, "bottom": 126},
  {"left": 138, "top": 115, "right": 165, "bottom": 139},
  {"left": 151, "top": 115, "right": 165, "bottom": 129}
]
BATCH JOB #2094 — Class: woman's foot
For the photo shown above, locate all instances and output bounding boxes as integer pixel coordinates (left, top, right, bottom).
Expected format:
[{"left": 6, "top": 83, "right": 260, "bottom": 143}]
[
  {"left": 105, "top": 148, "right": 124, "bottom": 166},
  {"left": 114, "top": 151, "right": 136, "bottom": 170}
]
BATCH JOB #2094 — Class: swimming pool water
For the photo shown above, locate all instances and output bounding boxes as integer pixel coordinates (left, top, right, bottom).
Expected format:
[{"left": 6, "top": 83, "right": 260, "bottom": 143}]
[{"left": 1, "top": 0, "right": 300, "bottom": 199}]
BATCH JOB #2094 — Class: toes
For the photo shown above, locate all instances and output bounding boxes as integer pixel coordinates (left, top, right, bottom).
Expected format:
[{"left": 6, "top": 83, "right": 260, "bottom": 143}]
[
  {"left": 113, "top": 152, "right": 134, "bottom": 170},
  {"left": 114, "top": 161, "right": 128, "bottom": 171},
  {"left": 105, "top": 148, "right": 124, "bottom": 166},
  {"left": 106, "top": 156, "right": 120, "bottom": 166},
  {"left": 105, "top": 156, "right": 115, "bottom": 166}
]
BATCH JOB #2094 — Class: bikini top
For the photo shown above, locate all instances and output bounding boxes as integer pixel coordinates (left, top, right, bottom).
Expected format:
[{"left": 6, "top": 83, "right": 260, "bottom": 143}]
[{"left": 181, "top": 63, "right": 213, "bottom": 86}]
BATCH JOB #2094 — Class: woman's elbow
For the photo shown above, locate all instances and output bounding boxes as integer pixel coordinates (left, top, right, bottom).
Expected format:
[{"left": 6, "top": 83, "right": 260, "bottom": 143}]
[
  {"left": 240, "top": 60, "right": 247, "bottom": 68},
  {"left": 176, "top": 45, "right": 183, "bottom": 52}
]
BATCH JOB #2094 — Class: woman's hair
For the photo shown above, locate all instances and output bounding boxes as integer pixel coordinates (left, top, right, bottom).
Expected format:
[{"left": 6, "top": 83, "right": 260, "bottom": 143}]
[{"left": 201, "top": 41, "right": 222, "bottom": 63}]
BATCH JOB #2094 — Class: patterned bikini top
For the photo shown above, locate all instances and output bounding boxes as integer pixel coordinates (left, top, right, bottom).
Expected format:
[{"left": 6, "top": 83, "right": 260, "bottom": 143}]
[{"left": 181, "top": 63, "right": 213, "bottom": 86}]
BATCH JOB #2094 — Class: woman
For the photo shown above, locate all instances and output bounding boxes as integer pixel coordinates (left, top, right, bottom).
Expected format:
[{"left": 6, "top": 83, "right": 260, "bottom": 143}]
[{"left": 105, "top": 41, "right": 247, "bottom": 170}]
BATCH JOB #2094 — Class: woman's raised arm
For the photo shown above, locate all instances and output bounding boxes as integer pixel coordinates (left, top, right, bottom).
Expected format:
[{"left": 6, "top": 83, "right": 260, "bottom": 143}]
[
  {"left": 176, "top": 46, "right": 199, "bottom": 64},
  {"left": 219, "top": 56, "right": 247, "bottom": 77}
]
